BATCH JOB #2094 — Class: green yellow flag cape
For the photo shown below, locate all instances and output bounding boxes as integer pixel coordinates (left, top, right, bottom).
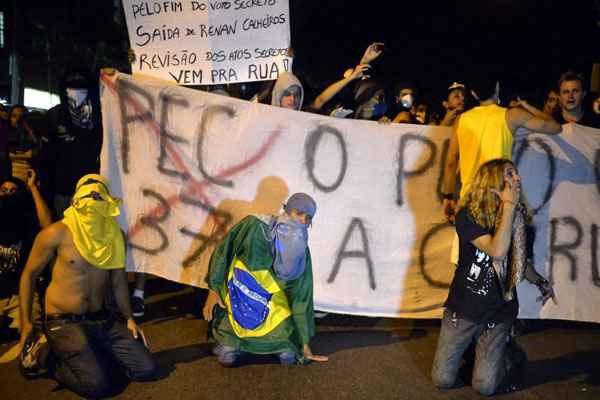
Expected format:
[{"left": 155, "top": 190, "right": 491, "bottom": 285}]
[
  {"left": 206, "top": 215, "right": 315, "bottom": 361},
  {"left": 62, "top": 174, "right": 125, "bottom": 269}
]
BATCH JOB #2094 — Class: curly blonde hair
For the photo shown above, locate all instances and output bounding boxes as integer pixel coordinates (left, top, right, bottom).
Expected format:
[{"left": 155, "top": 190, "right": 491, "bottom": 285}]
[{"left": 458, "top": 158, "right": 514, "bottom": 231}]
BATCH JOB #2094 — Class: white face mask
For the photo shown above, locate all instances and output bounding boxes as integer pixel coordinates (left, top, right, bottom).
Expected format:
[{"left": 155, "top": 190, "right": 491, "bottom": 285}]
[
  {"left": 66, "top": 88, "right": 89, "bottom": 108},
  {"left": 400, "top": 94, "right": 414, "bottom": 109}
]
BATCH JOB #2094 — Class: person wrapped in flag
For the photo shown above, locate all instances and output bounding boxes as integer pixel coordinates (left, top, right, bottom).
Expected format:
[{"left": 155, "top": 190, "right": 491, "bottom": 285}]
[{"left": 202, "top": 192, "right": 328, "bottom": 366}]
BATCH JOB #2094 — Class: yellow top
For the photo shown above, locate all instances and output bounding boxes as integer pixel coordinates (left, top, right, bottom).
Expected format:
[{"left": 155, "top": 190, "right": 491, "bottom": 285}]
[
  {"left": 62, "top": 174, "right": 125, "bottom": 269},
  {"left": 457, "top": 104, "right": 513, "bottom": 196}
]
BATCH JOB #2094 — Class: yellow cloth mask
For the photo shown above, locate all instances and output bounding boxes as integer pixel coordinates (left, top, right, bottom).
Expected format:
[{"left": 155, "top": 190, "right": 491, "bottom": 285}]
[{"left": 62, "top": 174, "right": 125, "bottom": 269}]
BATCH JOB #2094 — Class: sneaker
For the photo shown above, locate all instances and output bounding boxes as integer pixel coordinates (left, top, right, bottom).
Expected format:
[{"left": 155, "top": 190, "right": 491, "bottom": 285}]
[
  {"left": 278, "top": 351, "right": 297, "bottom": 365},
  {"left": 131, "top": 296, "right": 145, "bottom": 317},
  {"left": 213, "top": 344, "right": 241, "bottom": 367},
  {"left": 314, "top": 311, "right": 329, "bottom": 319}
]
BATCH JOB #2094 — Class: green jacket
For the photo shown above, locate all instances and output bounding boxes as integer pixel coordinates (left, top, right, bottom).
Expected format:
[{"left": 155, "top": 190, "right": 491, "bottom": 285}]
[{"left": 206, "top": 215, "right": 315, "bottom": 359}]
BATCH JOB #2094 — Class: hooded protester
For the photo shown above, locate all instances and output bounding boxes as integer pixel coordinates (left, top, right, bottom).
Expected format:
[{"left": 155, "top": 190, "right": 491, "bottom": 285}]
[
  {"left": 203, "top": 192, "right": 328, "bottom": 366},
  {"left": 45, "top": 67, "right": 103, "bottom": 218},
  {"left": 271, "top": 72, "right": 304, "bottom": 110},
  {"left": 18, "top": 174, "right": 156, "bottom": 398}
]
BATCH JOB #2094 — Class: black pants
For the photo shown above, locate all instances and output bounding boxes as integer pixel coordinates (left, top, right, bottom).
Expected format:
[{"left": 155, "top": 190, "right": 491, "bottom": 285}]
[{"left": 44, "top": 313, "right": 157, "bottom": 398}]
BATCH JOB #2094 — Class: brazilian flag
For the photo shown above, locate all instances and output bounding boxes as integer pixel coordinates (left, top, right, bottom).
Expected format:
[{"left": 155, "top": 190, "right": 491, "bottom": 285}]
[{"left": 206, "top": 216, "right": 315, "bottom": 360}]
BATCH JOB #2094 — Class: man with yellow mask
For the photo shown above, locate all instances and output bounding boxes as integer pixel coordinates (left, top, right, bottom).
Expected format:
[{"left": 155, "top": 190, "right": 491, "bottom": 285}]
[
  {"left": 18, "top": 174, "right": 157, "bottom": 398},
  {"left": 203, "top": 192, "right": 328, "bottom": 366}
]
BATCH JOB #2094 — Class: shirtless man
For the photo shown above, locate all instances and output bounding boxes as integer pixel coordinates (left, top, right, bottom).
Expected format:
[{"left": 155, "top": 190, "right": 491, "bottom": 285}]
[{"left": 19, "top": 174, "right": 156, "bottom": 398}]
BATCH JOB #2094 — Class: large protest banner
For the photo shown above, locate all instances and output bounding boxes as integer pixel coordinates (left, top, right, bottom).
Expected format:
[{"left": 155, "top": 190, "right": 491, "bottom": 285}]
[
  {"left": 100, "top": 72, "right": 600, "bottom": 322},
  {"left": 122, "top": 0, "right": 292, "bottom": 85}
]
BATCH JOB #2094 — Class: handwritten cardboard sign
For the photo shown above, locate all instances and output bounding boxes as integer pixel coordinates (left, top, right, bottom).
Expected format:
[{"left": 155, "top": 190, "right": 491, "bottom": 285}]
[{"left": 122, "top": 0, "right": 292, "bottom": 85}]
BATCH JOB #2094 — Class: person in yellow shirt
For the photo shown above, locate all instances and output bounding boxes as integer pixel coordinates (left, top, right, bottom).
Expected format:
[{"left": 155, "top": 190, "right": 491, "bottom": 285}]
[
  {"left": 441, "top": 80, "right": 561, "bottom": 267},
  {"left": 442, "top": 80, "right": 561, "bottom": 225}
]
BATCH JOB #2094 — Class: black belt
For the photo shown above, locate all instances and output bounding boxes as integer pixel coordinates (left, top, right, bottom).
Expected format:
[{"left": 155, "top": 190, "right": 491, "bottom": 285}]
[{"left": 46, "top": 309, "right": 111, "bottom": 323}]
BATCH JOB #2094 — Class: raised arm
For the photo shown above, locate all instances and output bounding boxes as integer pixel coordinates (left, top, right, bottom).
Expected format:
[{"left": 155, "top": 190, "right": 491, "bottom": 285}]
[
  {"left": 308, "top": 64, "right": 370, "bottom": 111},
  {"left": 19, "top": 223, "right": 63, "bottom": 341},
  {"left": 515, "top": 98, "right": 554, "bottom": 121},
  {"left": 359, "top": 42, "right": 384, "bottom": 65},
  {"left": 26, "top": 169, "right": 52, "bottom": 228},
  {"left": 507, "top": 106, "right": 561, "bottom": 135}
]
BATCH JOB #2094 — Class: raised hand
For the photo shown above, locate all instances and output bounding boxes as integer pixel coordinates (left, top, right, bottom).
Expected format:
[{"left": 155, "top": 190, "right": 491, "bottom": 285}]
[
  {"left": 349, "top": 64, "right": 371, "bottom": 80},
  {"left": 25, "top": 169, "right": 37, "bottom": 188},
  {"left": 360, "top": 42, "right": 384, "bottom": 65}
]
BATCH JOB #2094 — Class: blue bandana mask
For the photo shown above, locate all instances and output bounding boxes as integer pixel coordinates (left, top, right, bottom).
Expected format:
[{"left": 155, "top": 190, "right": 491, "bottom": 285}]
[
  {"left": 373, "top": 102, "right": 387, "bottom": 117},
  {"left": 270, "top": 214, "right": 308, "bottom": 281}
]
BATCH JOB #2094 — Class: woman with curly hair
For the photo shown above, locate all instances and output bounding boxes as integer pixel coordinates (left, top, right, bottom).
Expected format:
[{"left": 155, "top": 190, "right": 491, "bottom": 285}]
[{"left": 432, "top": 158, "right": 554, "bottom": 396}]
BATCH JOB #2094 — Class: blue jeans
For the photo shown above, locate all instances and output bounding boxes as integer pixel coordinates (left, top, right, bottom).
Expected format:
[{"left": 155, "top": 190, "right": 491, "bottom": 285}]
[
  {"left": 213, "top": 344, "right": 296, "bottom": 366},
  {"left": 45, "top": 314, "right": 157, "bottom": 399},
  {"left": 431, "top": 309, "right": 512, "bottom": 396}
]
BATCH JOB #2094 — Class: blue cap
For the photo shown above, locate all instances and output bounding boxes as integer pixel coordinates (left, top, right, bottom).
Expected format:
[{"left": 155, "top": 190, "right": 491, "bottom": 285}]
[{"left": 284, "top": 192, "right": 317, "bottom": 218}]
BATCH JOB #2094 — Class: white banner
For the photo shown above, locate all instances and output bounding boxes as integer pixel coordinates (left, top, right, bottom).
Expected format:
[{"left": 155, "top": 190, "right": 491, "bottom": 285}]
[
  {"left": 100, "top": 72, "right": 600, "bottom": 322},
  {"left": 122, "top": 0, "right": 292, "bottom": 85}
]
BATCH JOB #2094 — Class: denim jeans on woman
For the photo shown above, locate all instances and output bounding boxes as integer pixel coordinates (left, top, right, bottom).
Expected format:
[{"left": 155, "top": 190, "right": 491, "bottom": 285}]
[{"left": 431, "top": 308, "right": 512, "bottom": 396}]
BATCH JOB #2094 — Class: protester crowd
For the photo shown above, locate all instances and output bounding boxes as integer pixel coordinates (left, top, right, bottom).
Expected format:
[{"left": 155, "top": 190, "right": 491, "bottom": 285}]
[{"left": 1, "top": 42, "right": 599, "bottom": 398}]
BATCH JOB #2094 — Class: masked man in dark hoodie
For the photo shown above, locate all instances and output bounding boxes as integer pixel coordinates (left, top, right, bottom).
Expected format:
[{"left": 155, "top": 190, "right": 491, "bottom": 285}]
[
  {"left": 45, "top": 68, "right": 103, "bottom": 218},
  {"left": 203, "top": 193, "right": 328, "bottom": 366}
]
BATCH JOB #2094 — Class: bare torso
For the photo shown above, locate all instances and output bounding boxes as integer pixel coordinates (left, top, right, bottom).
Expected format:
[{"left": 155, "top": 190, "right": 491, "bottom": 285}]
[{"left": 45, "top": 223, "right": 110, "bottom": 315}]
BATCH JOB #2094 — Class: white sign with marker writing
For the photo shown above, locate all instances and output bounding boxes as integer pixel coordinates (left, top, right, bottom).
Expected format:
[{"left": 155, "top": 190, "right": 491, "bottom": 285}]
[
  {"left": 122, "top": 0, "right": 292, "bottom": 85},
  {"left": 100, "top": 72, "right": 600, "bottom": 323}
]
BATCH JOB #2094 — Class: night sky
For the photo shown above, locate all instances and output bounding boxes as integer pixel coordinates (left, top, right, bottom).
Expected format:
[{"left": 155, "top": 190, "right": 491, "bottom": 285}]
[
  {"left": 289, "top": 0, "right": 599, "bottom": 103},
  {"left": 5, "top": 0, "right": 600, "bottom": 106}
]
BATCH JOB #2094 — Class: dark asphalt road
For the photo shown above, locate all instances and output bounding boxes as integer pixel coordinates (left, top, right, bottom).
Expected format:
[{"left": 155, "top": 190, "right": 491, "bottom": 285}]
[{"left": 1, "top": 280, "right": 599, "bottom": 400}]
